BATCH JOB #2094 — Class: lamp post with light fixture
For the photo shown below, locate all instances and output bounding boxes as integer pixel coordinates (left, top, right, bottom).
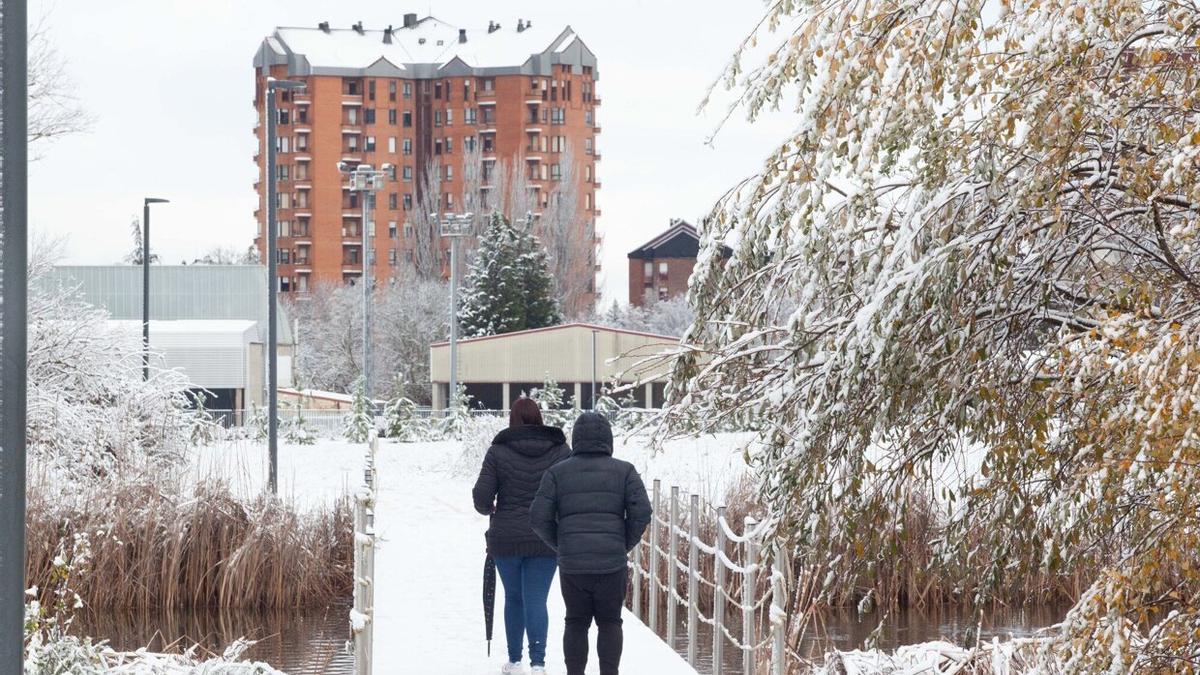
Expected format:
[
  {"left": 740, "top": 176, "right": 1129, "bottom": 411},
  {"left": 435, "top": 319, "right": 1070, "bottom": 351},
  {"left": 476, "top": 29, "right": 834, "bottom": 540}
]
[
  {"left": 340, "top": 161, "right": 391, "bottom": 408},
  {"left": 436, "top": 212, "right": 474, "bottom": 410},
  {"left": 265, "top": 76, "right": 305, "bottom": 494}
]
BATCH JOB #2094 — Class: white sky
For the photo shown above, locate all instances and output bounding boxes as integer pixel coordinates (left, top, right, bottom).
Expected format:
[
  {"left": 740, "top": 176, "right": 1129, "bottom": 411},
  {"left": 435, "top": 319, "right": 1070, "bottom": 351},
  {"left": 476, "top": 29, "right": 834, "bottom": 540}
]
[{"left": 30, "top": 0, "right": 794, "bottom": 305}]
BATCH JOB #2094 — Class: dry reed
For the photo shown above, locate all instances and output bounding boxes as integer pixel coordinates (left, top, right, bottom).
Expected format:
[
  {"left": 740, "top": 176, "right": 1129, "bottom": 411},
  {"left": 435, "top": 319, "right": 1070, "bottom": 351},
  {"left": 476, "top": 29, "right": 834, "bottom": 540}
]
[{"left": 26, "top": 470, "right": 352, "bottom": 610}]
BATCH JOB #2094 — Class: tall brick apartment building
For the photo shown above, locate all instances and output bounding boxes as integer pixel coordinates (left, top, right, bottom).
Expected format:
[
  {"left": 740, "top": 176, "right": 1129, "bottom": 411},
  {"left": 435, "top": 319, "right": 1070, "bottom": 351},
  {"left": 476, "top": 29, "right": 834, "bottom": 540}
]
[{"left": 252, "top": 15, "right": 601, "bottom": 304}]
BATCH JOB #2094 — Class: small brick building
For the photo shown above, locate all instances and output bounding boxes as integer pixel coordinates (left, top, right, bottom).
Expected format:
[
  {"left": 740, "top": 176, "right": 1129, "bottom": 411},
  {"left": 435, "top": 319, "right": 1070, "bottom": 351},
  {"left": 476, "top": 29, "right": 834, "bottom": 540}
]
[{"left": 627, "top": 219, "right": 701, "bottom": 307}]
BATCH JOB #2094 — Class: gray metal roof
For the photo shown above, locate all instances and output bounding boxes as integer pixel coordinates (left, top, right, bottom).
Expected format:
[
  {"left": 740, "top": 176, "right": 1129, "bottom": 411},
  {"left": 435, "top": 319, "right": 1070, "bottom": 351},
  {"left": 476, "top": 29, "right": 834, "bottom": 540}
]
[
  {"left": 38, "top": 265, "right": 294, "bottom": 344},
  {"left": 254, "top": 17, "right": 597, "bottom": 79}
]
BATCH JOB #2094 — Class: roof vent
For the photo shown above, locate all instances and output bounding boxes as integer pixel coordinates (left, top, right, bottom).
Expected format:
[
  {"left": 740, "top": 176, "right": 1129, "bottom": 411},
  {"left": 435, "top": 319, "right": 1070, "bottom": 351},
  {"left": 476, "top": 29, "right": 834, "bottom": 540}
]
[
  {"left": 418, "top": 37, "right": 426, "bottom": 45},
  {"left": 318, "top": 21, "right": 330, "bottom": 32},
  {"left": 517, "top": 19, "right": 525, "bottom": 32},
  {"left": 487, "top": 20, "right": 500, "bottom": 34},
  {"left": 436, "top": 39, "right": 444, "bottom": 46},
  {"left": 526, "top": 19, "right": 532, "bottom": 29},
  {"left": 383, "top": 25, "right": 394, "bottom": 43},
  {"left": 403, "top": 13, "right": 418, "bottom": 28},
  {"left": 458, "top": 28, "right": 467, "bottom": 43},
  {"left": 352, "top": 21, "right": 364, "bottom": 34}
]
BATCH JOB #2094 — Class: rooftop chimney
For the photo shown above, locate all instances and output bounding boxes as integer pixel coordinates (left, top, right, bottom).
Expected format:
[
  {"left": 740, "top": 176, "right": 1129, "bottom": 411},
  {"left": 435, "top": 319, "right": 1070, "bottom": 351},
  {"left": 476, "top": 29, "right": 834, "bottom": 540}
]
[
  {"left": 517, "top": 19, "right": 525, "bottom": 32},
  {"left": 383, "top": 25, "right": 394, "bottom": 43},
  {"left": 403, "top": 13, "right": 418, "bottom": 28},
  {"left": 488, "top": 20, "right": 500, "bottom": 34},
  {"left": 526, "top": 19, "right": 532, "bottom": 29},
  {"left": 318, "top": 21, "right": 330, "bottom": 32},
  {"left": 458, "top": 28, "right": 468, "bottom": 43},
  {"left": 352, "top": 21, "right": 364, "bottom": 34}
]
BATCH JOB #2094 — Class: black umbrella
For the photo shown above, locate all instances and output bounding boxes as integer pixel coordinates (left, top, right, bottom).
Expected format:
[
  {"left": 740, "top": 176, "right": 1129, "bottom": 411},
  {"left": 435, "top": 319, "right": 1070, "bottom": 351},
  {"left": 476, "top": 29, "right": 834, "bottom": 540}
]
[{"left": 483, "top": 553, "right": 496, "bottom": 655}]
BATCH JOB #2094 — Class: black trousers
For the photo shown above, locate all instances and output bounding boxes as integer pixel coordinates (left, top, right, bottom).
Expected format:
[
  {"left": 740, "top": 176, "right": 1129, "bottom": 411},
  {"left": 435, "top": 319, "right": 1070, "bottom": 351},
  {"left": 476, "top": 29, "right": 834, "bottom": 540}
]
[{"left": 561, "top": 570, "right": 628, "bottom": 675}]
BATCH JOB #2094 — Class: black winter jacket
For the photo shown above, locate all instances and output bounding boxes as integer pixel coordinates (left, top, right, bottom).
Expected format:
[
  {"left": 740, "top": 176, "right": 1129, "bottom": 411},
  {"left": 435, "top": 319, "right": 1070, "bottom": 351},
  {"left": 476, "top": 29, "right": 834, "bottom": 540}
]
[
  {"left": 473, "top": 424, "right": 571, "bottom": 558},
  {"left": 530, "top": 413, "right": 653, "bottom": 575}
]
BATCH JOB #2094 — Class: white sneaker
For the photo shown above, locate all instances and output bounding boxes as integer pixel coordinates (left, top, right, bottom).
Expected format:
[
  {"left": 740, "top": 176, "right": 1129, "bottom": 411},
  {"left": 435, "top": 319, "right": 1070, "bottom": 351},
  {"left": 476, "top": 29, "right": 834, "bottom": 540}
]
[
  {"left": 530, "top": 667, "right": 547, "bottom": 675},
  {"left": 501, "top": 663, "right": 527, "bottom": 675}
]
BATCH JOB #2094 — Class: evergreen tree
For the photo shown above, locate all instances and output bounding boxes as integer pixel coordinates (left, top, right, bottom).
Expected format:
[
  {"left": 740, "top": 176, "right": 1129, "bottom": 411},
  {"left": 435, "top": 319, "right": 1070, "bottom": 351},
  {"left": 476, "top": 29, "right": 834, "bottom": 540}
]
[
  {"left": 383, "top": 395, "right": 417, "bottom": 441},
  {"left": 459, "top": 212, "right": 561, "bottom": 337},
  {"left": 343, "top": 384, "right": 373, "bottom": 443}
]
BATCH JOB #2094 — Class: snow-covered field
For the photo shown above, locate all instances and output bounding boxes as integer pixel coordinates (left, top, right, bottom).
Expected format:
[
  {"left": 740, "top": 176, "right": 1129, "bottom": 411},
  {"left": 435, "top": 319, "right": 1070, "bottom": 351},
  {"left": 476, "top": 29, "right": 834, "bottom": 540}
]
[{"left": 186, "top": 428, "right": 753, "bottom": 674}]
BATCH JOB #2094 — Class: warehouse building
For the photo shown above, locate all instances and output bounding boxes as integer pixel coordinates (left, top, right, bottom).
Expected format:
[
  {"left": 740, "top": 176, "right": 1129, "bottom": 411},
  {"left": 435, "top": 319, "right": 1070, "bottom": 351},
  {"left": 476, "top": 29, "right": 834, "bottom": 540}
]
[
  {"left": 38, "top": 265, "right": 295, "bottom": 414},
  {"left": 430, "top": 323, "right": 677, "bottom": 411}
]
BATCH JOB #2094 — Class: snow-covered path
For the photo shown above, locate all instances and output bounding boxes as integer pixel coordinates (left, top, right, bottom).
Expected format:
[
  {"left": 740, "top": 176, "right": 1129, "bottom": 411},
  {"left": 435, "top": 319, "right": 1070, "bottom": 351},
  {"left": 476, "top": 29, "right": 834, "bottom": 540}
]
[{"left": 371, "top": 440, "right": 697, "bottom": 674}]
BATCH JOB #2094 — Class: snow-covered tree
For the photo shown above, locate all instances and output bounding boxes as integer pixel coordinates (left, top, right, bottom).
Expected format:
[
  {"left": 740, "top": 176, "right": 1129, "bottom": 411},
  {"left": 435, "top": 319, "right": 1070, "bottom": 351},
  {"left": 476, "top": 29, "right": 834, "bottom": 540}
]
[
  {"left": 594, "top": 296, "right": 694, "bottom": 337},
  {"left": 531, "top": 375, "right": 569, "bottom": 426},
  {"left": 121, "top": 216, "right": 158, "bottom": 265},
  {"left": 28, "top": 252, "right": 195, "bottom": 476},
  {"left": 668, "top": 0, "right": 1200, "bottom": 668},
  {"left": 459, "top": 213, "right": 561, "bottom": 337},
  {"left": 383, "top": 396, "right": 418, "bottom": 441},
  {"left": 343, "top": 385, "right": 373, "bottom": 443},
  {"left": 283, "top": 409, "right": 318, "bottom": 445},
  {"left": 289, "top": 273, "right": 449, "bottom": 403},
  {"left": 440, "top": 384, "right": 473, "bottom": 440}
]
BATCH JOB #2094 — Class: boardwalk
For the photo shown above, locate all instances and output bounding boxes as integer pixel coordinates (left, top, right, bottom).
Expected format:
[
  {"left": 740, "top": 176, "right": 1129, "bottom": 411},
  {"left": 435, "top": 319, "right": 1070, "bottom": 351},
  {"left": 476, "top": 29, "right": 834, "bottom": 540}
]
[{"left": 370, "top": 440, "right": 696, "bottom": 674}]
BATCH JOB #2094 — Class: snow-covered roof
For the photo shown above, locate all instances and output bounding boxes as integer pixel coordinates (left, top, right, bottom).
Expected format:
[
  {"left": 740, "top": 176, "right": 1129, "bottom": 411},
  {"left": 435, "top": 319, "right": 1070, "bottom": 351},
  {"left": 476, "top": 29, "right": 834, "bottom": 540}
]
[
  {"left": 628, "top": 220, "right": 700, "bottom": 259},
  {"left": 257, "top": 17, "right": 596, "bottom": 78}
]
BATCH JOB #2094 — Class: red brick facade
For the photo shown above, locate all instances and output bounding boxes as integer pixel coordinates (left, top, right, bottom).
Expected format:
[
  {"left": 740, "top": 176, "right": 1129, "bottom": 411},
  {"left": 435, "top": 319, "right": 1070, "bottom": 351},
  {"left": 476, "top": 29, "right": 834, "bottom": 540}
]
[
  {"left": 252, "top": 19, "right": 601, "bottom": 305},
  {"left": 626, "top": 220, "right": 701, "bottom": 307}
]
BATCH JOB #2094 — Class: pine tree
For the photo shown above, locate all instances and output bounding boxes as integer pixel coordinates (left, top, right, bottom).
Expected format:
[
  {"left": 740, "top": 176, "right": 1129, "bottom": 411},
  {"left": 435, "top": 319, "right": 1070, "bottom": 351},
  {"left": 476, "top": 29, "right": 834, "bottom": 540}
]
[
  {"left": 343, "top": 384, "right": 373, "bottom": 443},
  {"left": 532, "top": 374, "right": 568, "bottom": 427},
  {"left": 383, "top": 396, "right": 417, "bottom": 441},
  {"left": 459, "top": 212, "right": 561, "bottom": 337}
]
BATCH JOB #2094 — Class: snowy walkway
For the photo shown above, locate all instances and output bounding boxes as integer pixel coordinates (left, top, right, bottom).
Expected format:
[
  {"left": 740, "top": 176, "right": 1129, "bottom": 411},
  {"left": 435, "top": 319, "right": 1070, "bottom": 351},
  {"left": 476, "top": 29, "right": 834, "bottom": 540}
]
[{"left": 370, "top": 440, "right": 697, "bottom": 674}]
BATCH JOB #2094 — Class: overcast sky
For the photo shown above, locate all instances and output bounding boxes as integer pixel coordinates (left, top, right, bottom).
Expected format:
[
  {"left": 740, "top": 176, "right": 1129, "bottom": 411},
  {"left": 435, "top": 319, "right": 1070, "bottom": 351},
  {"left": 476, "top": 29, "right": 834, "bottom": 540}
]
[{"left": 30, "top": 0, "right": 793, "bottom": 304}]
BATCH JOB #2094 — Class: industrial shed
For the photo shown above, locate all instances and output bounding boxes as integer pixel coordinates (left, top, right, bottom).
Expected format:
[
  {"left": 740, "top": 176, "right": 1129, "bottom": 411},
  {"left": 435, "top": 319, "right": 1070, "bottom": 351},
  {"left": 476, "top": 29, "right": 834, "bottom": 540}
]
[{"left": 430, "top": 323, "right": 678, "bottom": 411}]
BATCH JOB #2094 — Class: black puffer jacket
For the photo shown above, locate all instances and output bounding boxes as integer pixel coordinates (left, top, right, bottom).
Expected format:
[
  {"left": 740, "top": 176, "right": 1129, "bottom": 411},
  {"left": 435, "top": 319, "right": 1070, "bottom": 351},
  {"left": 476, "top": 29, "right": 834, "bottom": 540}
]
[
  {"left": 530, "top": 413, "right": 652, "bottom": 574},
  {"left": 473, "top": 424, "right": 571, "bottom": 557}
]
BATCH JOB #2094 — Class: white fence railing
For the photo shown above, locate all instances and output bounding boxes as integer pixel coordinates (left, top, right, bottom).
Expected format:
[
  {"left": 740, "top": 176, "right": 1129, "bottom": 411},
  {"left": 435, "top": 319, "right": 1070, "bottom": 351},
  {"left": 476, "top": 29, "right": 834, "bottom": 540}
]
[
  {"left": 629, "top": 479, "right": 788, "bottom": 675},
  {"left": 350, "top": 432, "right": 378, "bottom": 675}
]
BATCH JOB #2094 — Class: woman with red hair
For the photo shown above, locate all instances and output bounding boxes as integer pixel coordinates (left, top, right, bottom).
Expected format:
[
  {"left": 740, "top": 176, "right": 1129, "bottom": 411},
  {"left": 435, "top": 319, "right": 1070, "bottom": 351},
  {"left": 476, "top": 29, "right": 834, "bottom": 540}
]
[{"left": 473, "top": 397, "right": 570, "bottom": 674}]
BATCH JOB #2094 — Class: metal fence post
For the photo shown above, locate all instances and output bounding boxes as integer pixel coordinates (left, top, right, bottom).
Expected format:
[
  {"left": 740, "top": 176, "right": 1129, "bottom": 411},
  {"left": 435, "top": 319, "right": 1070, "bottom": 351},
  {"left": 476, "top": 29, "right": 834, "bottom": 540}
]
[
  {"left": 687, "top": 494, "right": 700, "bottom": 667},
  {"left": 742, "top": 517, "right": 759, "bottom": 675},
  {"left": 632, "top": 541, "right": 643, "bottom": 620},
  {"left": 713, "top": 506, "right": 727, "bottom": 675},
  {"left": 771, "top": 549, "right": 786, "bottom": 675},
  {"left": 352, "top": 495, "right": 367, "bottom": 674},
  {"left": 648, "top": 479, "right": 661, "bottom": 635},
  {"left": 667, "top": 485, "right": 680, "bottom": 649}
]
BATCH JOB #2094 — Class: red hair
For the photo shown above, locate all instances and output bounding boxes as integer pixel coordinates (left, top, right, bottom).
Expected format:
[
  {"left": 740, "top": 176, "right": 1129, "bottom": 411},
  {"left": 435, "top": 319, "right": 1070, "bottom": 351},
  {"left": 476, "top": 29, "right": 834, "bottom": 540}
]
[{"left": 510, "top": 397, "right": 544, "bottom": 428}]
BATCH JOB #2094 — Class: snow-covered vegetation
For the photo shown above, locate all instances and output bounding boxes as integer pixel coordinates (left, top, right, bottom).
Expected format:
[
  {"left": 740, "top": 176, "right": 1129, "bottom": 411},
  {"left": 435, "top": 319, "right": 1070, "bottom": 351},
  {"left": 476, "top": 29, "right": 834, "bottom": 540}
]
[
  {"left": 668, "top": 0, "right": 1200, "bottom": 670},
  {"left": 459, "top": 212, "right": 562, "bottom": 337},
  {"left": 593, "top": 295, "right": 695, "bottom": 337}
]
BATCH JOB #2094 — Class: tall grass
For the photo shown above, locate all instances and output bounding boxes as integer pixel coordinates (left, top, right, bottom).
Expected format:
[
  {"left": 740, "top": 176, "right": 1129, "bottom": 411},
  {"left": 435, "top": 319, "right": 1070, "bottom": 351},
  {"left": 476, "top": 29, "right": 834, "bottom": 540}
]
[{"left": 26, "top": 469, "right": 352, "bottom": 610}]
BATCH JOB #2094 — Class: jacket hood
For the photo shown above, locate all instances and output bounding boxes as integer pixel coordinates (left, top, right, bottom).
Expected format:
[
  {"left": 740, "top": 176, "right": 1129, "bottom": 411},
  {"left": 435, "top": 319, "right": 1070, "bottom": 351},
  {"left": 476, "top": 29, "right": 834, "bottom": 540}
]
[
  {"left": 571, "top": 412, "right": 614, "bottom": 456},
  {"left": 493, "top": 424, "right": 567, "bottom": 457}
]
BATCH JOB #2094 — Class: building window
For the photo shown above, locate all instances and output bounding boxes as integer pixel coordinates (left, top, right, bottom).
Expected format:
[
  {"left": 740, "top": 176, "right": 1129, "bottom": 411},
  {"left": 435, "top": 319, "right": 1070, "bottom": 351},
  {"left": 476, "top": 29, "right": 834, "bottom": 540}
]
[
  {"left": 278, "top": 276, "right": 292, "bottom": 292},
  {"left": 346, "top": 107, "right": 359, "bottom": 125},
  {"left": 368, "top": 80, "right": 376, "bottom": 101},
  {"left": 481, "top": 107, "right": 495, "bottom": 125},
  {"left": 435, "top": 139, "right": 443, "bottom": 155},
  {"left": 389, "top": 193, "right": 398, "bottom": 210},
  {"left": 296, "top": 217, "right": 310, "bottom": 236},
  {"left": 389, "top": 81, "right": 397, "bottom": 102},
  {"left": 388, "top": 249, "right": 397, "bottom": 266},
  {"left": 659, "top": 287, "right": 669, "bottom": 301},
  {"left": 345, "top": 135, "right": 358, "bottom": 152},
  {"left": 388, "top": 108, "right": 397, "bottom": 125},
  {"left": 585, "top": 165, "right": 592, "bottom": 182},
  {"left": 586, "top": 193, "right": 593, "bottom": 210},
  {"left": 644, "top": 261, "right": 653, "bottom": 280},
  {"left": 365, "top": 136, "right": 376, "bottom": 152},
  {"left": 277, "top": 248, "right": 291, "bottom": 264},
  {"left": 403, "top": 138, "right": 412, "bottom": 155},
  {"left": 386, "top": 164, "right": 397, "bottom": 180},
  {"left": 464, "top": 107, "right": 477, "bottom": 124},
  {"left": 550, "top": 163, "right": 561, "bottom": 180},
  {"left": 277, "top": 165, "right": 289, "bottom": 180},
  {"left": 445, "top": 193, "right": 454, "bottom": 209},
  {"left": 445, "top": 109, "right": 453, "bottom": 125},
  {"left": 463, "top": 79, "right": 470, "bottom": 99},
  {"left": 364, "top": 108, "right": 376, "bottom": 124},
  {"left": 297, "top": 107, "right": 308, "bottom": 124},
  {"left": 464, "top": 135, "right": 476, "bottom": 152},
  {"left": 403, "top": 166, "right": 412, "bottom": 181},
  {"left": 434, "top": 110, "right": 443, "bottom": 127},
  {"left": 551, "top": 108, "right": 566, "bottom": 125},
  {"left": 389, "top": 221, "right": 398, "bottom": 239},
  {"left": 434, "top": 82, "right": 443, "bottom": 99},
  {"left": 296, "top": 134, "right": 309, "bottom": 151},
  {"left": 278, "top": 220, "right": 291, "bottom": 237},
  {"left": 404, "top": 223, "right": 414, "bottom": 239},
  {"left": 403, "top": 194, "right": 413, "bottom": 211},
  {"left": 483, "top": 136, "right": 495, "bottom": 153},
  {"left": 659, "top": 261, "right": 668, "bottom": 279},
  {"left": 445, "top": 137, "right": 454, "bottom": 154},
  {"left": 388, "top": 137, "right": 397, "bottom": 153},
  {"left": 403, "top": 111, "right": 413, "bottom": 128},
  {"left": 277, "top": 109, "right": 290, "bottom": 125},
  {"left": 585, "top": 138, "right": 594, "bottom": 155},
  {"left": 481, "top": 77, "right": 494, "bottom": 92},
  {"left": 277, "top": 136, "right": 290, "bottom": 153},
  {"left": 403, "top": 81, "right": 412, "bottom": 99},
  {"left": 276, "top": 192, "right": 291, "bottom": 209},
  {"left": 445, "top": 165, "right": 453, "bottom": 181}
]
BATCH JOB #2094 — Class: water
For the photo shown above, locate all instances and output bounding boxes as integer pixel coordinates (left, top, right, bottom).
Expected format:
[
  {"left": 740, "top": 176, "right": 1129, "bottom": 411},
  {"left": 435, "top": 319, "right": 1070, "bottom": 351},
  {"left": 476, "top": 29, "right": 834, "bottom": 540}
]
[
  {"left": 73, "top": 604, "right": 354, "bottom": 674},
  {"left": 659, "top": 603, "right": 1069, "bottom": 673}
]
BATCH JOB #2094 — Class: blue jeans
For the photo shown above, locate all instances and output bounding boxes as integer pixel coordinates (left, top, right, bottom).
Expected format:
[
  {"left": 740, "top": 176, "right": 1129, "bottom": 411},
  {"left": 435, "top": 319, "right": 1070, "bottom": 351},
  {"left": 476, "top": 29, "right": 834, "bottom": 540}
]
[{"left": 494, "top": 555, "right": 558, "bottom": 666}]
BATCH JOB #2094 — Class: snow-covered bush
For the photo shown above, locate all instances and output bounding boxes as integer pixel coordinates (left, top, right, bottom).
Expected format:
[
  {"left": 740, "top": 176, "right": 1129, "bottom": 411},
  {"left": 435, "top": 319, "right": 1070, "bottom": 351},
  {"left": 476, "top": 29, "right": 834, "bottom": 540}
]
[
  {"left": 28, "top": 259, "right": 200, "bottom": 476},
  {"left": 451, "top": 413, "right": 508, "bottom": 477},
  {"left": 383, "top": 396, "right": 418, "bottom": 441},
  {"left": 531, "top": 375, "right": 568, "bottom": 427},
  {"left": 439, "top": 384, "right": 474, "bottom": 440},
  {"left": 343, "top": 385, "right": 373, "bottom": 443},
  {"left": 282, "top": 409, "right": 318, "bottom": 445}
]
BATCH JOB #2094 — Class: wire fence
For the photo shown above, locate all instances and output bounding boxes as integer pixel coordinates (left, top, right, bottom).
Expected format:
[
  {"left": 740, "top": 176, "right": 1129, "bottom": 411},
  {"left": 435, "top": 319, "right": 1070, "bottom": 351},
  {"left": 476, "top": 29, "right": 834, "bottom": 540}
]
[{"left": 628, "top": 479, "right": 788, "bottom": 675}]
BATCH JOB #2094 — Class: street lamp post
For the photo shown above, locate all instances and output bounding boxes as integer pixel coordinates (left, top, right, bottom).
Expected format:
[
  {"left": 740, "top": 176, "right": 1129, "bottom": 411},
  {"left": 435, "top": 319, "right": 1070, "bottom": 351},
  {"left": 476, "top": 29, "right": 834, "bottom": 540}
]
[
  {"left": 1, "top": 0, "right": 28, "bottom": 666},
  {"left": 340, "top": 162, "right": 390, "bottom": 409},
  {"left": 437, "top": 212, "right": 474, "bottom": 411},
  {"left": 265, "top": 76, "right": 305, "bottom": 494},
  {"left": 142, "top": 197, "right": 169, "bottom": 381},
  {"left": 591, "top": 328, "right": 598, "bottom": 411}
]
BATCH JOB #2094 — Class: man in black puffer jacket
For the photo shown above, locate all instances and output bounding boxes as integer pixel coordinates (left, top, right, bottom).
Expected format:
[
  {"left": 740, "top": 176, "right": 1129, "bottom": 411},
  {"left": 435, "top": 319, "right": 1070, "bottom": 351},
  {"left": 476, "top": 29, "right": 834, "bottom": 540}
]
[{"left": 530, "top": 412, "right": 652, "bottom": 675}]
